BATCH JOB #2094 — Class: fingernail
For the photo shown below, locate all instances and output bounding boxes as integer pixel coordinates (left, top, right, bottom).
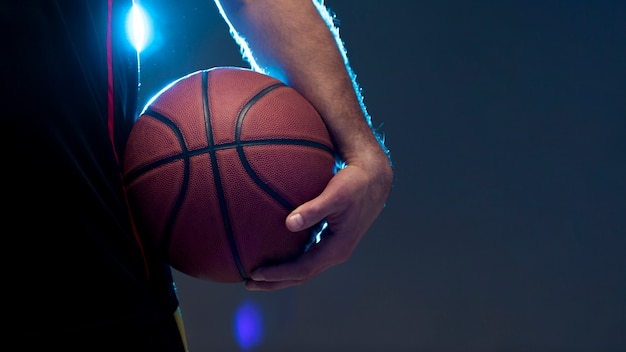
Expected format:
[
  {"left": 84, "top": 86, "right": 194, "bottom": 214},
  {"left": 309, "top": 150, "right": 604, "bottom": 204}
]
[
  {"left": 245, "top": 280, "right": 260, "bottom": 291},
  {"left": 288, "top": 213, "right": 304, "bottom": 231},
  {"left": 250, "top": 271, "right": 264, "bottom": 281}
]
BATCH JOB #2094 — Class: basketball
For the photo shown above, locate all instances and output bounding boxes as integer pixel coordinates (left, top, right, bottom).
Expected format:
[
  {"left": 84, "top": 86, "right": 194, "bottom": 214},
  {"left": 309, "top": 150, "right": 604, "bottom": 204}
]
[{"left": 123, "top": 66, "right": 336, "bottom": 283}]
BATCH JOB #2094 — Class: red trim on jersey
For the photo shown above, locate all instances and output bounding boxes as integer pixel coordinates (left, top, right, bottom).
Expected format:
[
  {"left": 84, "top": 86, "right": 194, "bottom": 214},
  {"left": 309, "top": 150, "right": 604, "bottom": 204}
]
[
  {"left": 107, "top": 0, "right": 150, "bottom": 280},
  {"left": 106, "top": 1, "right": 115, "bottom": 143}
]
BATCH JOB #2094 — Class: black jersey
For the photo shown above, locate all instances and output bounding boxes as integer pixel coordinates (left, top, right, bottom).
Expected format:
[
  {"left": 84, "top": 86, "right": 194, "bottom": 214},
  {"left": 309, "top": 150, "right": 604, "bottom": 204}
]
[{"left": 3, "top": 0, "right": 179, "bottom": 340}]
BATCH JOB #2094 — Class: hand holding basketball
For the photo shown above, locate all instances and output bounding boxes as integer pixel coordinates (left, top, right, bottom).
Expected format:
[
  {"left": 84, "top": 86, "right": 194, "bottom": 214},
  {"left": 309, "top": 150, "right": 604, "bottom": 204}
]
[{"left": 245, "top": 123, "right": 394, "bottom": 291}]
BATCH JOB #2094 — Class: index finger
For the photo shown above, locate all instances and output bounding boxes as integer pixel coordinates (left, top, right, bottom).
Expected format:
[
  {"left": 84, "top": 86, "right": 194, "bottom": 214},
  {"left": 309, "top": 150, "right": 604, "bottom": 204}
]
[{"left": 244, "top": 231, "right": 347, "bottom": 290}]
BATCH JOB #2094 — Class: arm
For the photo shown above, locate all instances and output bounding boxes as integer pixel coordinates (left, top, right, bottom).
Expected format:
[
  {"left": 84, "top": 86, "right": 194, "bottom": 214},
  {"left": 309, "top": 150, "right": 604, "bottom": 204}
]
[{"left": 215, "top": 0, "right": 393, "bottom": 290}]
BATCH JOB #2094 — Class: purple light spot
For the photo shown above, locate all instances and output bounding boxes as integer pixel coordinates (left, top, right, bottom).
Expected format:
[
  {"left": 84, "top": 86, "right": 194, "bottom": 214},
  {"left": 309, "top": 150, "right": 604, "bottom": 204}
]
[{"left": 234, "top": 299, "right": 264, "bottom": 351}]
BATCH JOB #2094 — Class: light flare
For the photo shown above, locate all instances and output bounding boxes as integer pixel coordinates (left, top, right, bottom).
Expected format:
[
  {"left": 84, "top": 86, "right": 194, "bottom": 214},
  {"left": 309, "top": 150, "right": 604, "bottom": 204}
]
[{"left": 126, "top": 2, "right": 151, "bottom": 53}]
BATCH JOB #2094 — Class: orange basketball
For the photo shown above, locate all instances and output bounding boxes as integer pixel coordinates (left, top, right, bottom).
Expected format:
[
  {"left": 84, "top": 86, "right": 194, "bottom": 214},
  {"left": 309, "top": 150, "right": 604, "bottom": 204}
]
[{"left": 123, "top": 67, "right": 335, "bottom": 283}]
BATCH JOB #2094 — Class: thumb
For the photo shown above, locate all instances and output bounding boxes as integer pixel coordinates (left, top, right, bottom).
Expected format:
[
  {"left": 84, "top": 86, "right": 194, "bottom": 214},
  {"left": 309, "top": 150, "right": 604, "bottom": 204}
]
[
  {"left": 285, "top": 196, "right": 329, "bottom": 232},
  {"left": 285, "top": 212, "right": 306, "bottom": 232}
]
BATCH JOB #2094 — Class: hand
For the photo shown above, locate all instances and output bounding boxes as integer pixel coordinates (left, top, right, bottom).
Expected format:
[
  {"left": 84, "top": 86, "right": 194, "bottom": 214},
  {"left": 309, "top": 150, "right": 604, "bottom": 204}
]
[{"left": 244, "top": 152, "right": 393, "bottom": 291}]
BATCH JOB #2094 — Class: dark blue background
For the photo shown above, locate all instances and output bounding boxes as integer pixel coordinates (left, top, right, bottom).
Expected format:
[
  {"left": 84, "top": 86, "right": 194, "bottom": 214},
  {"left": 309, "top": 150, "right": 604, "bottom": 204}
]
[{"left": 139, "top": 1, "right": 626, "bottom": 350}]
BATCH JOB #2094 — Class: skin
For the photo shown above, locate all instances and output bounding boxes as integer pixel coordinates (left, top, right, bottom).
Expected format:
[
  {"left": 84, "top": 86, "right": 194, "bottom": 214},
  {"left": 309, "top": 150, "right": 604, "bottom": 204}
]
[{"left": 216, "top": 0, "right": 394, "bottom": 291}]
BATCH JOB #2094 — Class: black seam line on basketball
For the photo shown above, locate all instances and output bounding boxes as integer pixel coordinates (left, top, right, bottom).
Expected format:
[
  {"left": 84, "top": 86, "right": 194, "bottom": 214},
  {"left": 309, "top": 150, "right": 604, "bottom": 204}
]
[
  {"left": 202, "top": 70, "right": 249, "bottom": 281},
  {"left": 138, "top": 109, "right": 191, "bottom": 258},
  {"left": 235, "top": 83, "right": 296, "bottom": 211},
  {"left": 233, "top": 139, "right": 334, "bottom": 154},
  {"left": 124, "top": 138, "right": 333, "bottom": 185}
]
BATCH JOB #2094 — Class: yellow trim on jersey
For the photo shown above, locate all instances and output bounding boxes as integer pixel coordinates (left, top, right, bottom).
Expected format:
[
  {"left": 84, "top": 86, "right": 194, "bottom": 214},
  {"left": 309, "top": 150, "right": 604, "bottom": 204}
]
[{"left": 174, "top": 306, "right": 189, "bottom": 352}]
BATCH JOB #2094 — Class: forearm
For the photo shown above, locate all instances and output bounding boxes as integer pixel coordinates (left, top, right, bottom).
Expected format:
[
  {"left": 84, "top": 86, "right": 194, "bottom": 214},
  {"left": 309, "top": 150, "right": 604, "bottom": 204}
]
[{"left": 215, "top": 0, "right": 389, "bottom": 166}]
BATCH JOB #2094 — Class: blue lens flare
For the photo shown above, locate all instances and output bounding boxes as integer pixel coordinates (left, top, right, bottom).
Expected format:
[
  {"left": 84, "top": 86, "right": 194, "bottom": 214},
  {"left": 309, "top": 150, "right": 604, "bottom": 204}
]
[
  {"left": 314, "top": 220, "right": 328, "bottom": 244},
  {"left": 126, "top": 2, "right": 151, "bottom": 53},
  {"left": 234, "top": 299, "right": 264, "bottom": 351}
]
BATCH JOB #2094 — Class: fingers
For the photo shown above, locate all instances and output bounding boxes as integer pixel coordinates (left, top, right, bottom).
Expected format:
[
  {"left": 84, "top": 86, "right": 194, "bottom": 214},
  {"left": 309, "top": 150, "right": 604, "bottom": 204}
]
[
  {"left": 244, "top": 279, "right": 303, "bottom": 291},
  {"left": 246, "top": 164, "right": 391, "bottom": 292},
  {"left": 245, "top": 230, "right": 352, "bottom": 291},
  {"left": 247, "top": 177, "right": 342, "bottom": 291},
  {"left": 248, "top": 246, "right": 327, "bottom": 285}
]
